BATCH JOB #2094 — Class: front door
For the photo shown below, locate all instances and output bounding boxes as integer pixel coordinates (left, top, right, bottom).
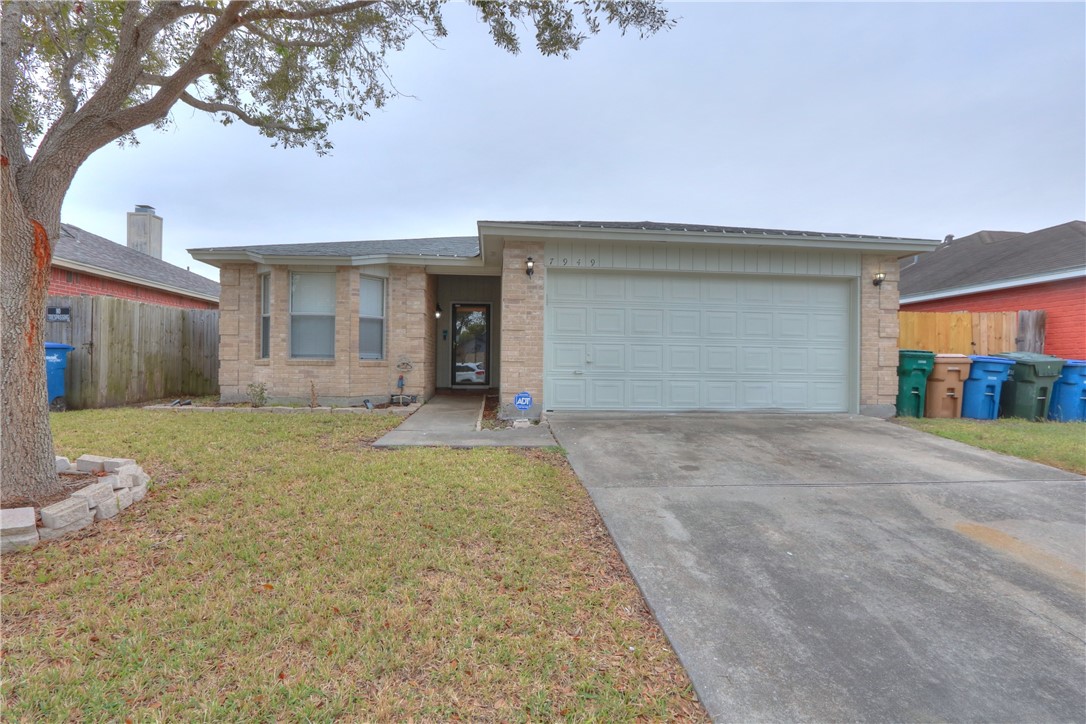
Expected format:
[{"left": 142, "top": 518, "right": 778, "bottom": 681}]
[{"left": 451, "top": 303, "right": 490, "bottom": 387}]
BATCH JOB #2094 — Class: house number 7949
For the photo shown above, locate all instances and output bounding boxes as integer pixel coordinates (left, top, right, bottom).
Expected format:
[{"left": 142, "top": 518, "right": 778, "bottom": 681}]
[{"left": 548, "top": 258, "right": 599, "bottom": 267}]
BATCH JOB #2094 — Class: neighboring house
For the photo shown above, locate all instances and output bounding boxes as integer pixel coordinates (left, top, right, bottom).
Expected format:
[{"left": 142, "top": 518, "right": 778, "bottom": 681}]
[
  {"left": 899, "top": 221, "right": 1086, "bottom": 359},
  {"left": 189, "top": 221, "right": 938, "bottom": 417},
  {"left": 52, "top": 206, "right": 220, "bottom": 309}
]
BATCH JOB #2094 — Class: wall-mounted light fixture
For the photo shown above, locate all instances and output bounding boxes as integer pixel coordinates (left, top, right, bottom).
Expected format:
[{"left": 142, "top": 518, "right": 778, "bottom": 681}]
[
  {"left": 872, "top": 272, "right": 886, "bottom": 287},
  {"left": 526, "top": 257, "right": 535, "bottom": 278},
  {"left": 435, "top": 303, "right": 442, "bottom": 319}
]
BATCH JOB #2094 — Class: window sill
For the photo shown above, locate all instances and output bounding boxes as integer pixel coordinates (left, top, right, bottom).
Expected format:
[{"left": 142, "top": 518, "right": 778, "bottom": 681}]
[
  {"left": 357, "top": 359, "right": 388, "bottom": 367},
  {"left": 254, "top": 359, "right": 270, "bottom": 366},
  {"left": 287, "top": 359, "right": 335, "bottom": 366}
]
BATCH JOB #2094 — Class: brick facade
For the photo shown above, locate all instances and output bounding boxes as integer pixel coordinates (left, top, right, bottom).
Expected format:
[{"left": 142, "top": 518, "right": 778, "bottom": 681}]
[
  {"left": 901, "top": 277, "right": 1085, "bottom": 359},
  {"left": 47, "top": 266, "right": 217, "bottom": 310},
  {"left": 217, "top": 263, "right": 434, "bottom": 404},
  {"left": 217, "top": 247, "right": 905, "bottom": 416},
  {"left": 860, "top": 253, "right": 903, "bottom": 416},
  {"left": 499, "top": 241, "right": 546, "bottom": 417}
]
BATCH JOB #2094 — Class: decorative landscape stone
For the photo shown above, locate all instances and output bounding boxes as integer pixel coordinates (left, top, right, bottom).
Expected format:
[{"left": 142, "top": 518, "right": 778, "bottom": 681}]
[
  {"left": 70, "top": 481, "right": 116, "bottom": 510},
  {"left": 40, "top": 497, "right": 92, "bottom": 529},
  {"left": 0, "top": 507, "right": 37, "bottom": 536},
  {"left": 104, "top": 458, "right": 136, "bottom": 473},
  {"left": 75, "top": 454, "right": 110, "bottom": 473},
  {"left": 115, "top": 487, "right": 133, "bottom": 511},
  {"left": 2, "top": 532, "right": 41, "bottom": 552},
  {"left": 93, "top": 495, "right": 120, "bottom": 521},
  {"left": 3, "top": 457, "right": 154, "bottom": 553}
]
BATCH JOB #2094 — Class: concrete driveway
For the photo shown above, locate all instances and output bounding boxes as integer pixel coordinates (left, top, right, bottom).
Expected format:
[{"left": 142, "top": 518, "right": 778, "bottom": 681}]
[{"left": 548, "top": 413, "right": 1086, "bottom": 722}]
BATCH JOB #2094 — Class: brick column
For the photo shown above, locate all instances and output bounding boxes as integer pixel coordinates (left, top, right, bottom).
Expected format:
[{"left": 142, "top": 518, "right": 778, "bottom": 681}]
[
  {"left": 217, "top": 264, "right": 242, "bottom": 401},
  {"left": 387, "top": 266, "right": 434, "bottom": 400},
  {"left": 860, "top": 253, "right": 901, "bottom": 417},
  {"left": 500, "top": 241, "right": 546, "bottom": 417}
]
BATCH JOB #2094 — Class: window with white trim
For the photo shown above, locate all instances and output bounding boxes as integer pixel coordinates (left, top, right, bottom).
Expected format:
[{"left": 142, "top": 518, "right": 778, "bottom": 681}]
[
  {"left": 359, "top": 275, "right": 385, "bottom": 359},
  {"left": 259, "top": 273, "right": 271, "bottom": 359},
  {"left": 290, "top": 272, "right": 336, "bottom": 359}
]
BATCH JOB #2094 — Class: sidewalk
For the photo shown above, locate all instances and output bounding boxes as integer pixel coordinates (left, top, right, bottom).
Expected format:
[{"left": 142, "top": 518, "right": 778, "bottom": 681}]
[{"left": 372, "top": 395, "right": 557, "bottom": 448}]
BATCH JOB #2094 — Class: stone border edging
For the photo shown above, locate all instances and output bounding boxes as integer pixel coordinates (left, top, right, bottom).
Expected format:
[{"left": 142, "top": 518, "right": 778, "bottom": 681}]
[{"left": 0, "top": 455, "right": 152, "bottom": 554}]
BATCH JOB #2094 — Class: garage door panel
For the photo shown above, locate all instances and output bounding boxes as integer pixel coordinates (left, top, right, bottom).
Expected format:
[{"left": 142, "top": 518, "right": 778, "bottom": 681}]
[
  {"left": 590, "top": 308, "right": 625, "bottom": 335},
  {"left": 591, "top": 344, "right": 624, "bottom": 370},
  {"left": 630, "top": 309, "right": 664, "bottom": 336},
  {"left": 740, "top": 381, "right": 773, "bottom": 407},
  {"left": 740, "top": 347, "right": 773, "bottom": 373},
  {"left": 668, "top": 345, "right": 700, "bottom": 372},
  {"left": 552, "top": 307, "right": 587, "bottom": 335},
  {"left": 775, "top": 382, "right": 808, "bottom": 408},
  {"left": 630, "top": 380, "right": 665, "bottom": 407},
  {"left": 775, "top": 312, "right": 809, "bottom": 339},
  {"left": 775, "top": 348, "right": 809, "bottom": 374},
  {"left": 705, "top": 311, "right": 738, "bottom": 338},
  {"left": 550, "top": 273, "right": 587, "bottom": 299},
  {"left": 668, "top": 310, "right": 701, "bottom": 337},
  {"left": 552, "top": 378, "right": 587, "bottom": 407},
  {"left": 704, "top": 346, "right": 738, "bottom": 373},
  {"left": 546, "top": 271, "right": 852, "bottom": 412},
  {"left": 552, "top": 343, "right": 586, "bottom": 370},
  {"left": 667, "top": 381, "right": 700, "bottom": 407},
  {"left": 588, "top": 379, "right": 624, "bottom": 407}
]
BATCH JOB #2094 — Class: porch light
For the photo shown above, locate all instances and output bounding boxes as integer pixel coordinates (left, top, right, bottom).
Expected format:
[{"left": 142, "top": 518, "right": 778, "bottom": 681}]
[
  {"left": 526, "top": 257, "right": 535, "bottom": 278},
  {"left": 872, "top": 272, "right": 886, "bottom": 287},
  {"left": 435, "top": 303, "right": 442, "bottom": 319}
]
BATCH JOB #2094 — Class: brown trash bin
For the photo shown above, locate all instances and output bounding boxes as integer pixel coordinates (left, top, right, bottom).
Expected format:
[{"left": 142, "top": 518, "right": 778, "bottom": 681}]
[{"left": 925, "top": 354, "right": 973, "bottom": 418}]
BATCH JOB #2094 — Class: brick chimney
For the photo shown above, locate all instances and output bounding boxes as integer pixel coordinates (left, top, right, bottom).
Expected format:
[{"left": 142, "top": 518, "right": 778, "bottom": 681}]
[{"left": 126, "top": 204, "right": 163, "bottom": 258}]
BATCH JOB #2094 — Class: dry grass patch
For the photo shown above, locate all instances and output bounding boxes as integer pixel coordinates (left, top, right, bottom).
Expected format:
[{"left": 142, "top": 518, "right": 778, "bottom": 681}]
[{"left": 2, "top": 409, "right": 704, "bottom": 721}]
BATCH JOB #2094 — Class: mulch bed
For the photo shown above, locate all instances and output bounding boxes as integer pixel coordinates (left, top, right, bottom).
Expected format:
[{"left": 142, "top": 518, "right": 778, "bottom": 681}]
[{"left": 1, "top": 472, "right": 102, "bottom": 513}]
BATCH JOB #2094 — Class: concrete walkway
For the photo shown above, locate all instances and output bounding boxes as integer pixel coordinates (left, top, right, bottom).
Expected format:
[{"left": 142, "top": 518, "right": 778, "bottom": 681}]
[{"left": 373, "top": 395, "right": 557, "bottom": 448}]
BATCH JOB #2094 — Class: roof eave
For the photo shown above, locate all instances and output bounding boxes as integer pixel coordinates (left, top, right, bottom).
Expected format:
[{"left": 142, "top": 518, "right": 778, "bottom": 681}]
[
  {"left": 52, "top": 258, "right": 220, "bottom": 303},
  {"left": 476, "top": 221, "right": 940, "bottom": 253},
  {"left": 188, "top": 248, "right": 484, "bottom": 268},
  {"left": 900, "top": 267, "right": 1086, "bottom": 304}
]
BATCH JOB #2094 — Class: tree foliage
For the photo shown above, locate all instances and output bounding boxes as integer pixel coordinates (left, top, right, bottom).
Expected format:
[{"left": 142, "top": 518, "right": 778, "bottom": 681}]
[{"left": 4, "top": 0, "right": 671, "bottom": 160}]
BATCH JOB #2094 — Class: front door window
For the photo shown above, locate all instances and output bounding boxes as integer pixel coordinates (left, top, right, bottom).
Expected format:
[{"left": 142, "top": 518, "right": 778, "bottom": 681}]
[{"left": 452, "top": 303, "right": 489, "bottom": 386}]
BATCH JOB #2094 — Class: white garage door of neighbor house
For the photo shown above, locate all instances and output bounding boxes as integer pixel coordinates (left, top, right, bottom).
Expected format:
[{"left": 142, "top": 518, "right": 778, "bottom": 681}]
[{"left": 544, "top": 270, "right": 853, "bottom": 412}]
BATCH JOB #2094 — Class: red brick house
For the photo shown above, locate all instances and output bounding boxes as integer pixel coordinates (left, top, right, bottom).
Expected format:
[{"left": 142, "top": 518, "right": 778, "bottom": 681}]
[
  {"left": 899, "top": 221, "right": 1085, "bottom": 359},
  {"left": 51, "top": 206, "right": 219, "bottom": 309}
]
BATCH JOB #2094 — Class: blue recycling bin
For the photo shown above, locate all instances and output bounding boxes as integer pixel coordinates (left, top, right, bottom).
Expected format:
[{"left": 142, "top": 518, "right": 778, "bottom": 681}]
[
  {"left": 45, "top": 342, "right": 75, "bottom": 411},
  {"left": 961, "top": 355, "right": 1015, "bottom": 420},
  {"left": 1048, "top": 360, "right": 1086, "bottom": 422}
]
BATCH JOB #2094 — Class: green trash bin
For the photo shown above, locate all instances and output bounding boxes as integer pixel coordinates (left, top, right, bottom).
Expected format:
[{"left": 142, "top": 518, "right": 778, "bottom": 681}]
[
  {"left": 993, "top": 352, "right": 1065, "bottom": 421},
  {"left": 896, "top": 349, "right": 936, "bottom": 417}
]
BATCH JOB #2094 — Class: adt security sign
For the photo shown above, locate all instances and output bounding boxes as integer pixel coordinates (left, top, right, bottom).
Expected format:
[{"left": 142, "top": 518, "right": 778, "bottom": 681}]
[{"left": 513, "top": 391, "right": 533, "bottom": 411}]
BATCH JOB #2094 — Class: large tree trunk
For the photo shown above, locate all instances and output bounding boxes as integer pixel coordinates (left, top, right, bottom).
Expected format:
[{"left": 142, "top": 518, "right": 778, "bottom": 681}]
[{"left": 1, "top": 151, "right": 63, "bottom": 503}]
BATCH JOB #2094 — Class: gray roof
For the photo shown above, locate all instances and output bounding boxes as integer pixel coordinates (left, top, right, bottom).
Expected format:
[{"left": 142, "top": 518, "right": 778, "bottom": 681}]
[
  {"left": 57, "top": 224, "right": 220, "bottom": 300},
  {"left": 191, "top": 236, "right": 480, "bottom": 259},
  {"left": 899, "top": 221, "right": 1086, "bottom": 297},
  {"left": 485, "top": 220, "right": 931, "bottom": 242}
]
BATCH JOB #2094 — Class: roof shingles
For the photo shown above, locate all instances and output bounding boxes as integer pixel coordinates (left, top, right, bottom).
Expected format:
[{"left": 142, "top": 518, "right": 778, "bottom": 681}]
[
  {"left": 57, "top": 224, "right": 220, "bottom": 299},
  {"left": 899, "top": 221, "right": 1086, "bottom": 297}
]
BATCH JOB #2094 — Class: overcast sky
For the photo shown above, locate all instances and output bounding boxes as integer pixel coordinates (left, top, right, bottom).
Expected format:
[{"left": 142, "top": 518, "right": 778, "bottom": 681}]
[{"left": 60, "top": 1, "right": 1086, "bottom": 281}]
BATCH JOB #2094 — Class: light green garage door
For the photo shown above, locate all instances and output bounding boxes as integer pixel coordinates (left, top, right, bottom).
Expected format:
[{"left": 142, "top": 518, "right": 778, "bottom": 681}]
[{"left": 544, "top": 270, "right": 853, "bottom": 412}]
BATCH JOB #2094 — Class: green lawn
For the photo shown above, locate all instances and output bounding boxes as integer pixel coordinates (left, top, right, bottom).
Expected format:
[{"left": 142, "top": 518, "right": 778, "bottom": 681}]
[
  {"left": 897, "top": 417, "right": 1086, "bottom": 474},
  {"left": 2, "top": 410, "right": 705, "bottom": 721}
]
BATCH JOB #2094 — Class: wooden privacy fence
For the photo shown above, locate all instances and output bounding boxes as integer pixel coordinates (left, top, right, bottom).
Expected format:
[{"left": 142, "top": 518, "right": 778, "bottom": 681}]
[
  {"left": 898, "top": 310, "right": 1046, "bottom": 355},
  {"left": 44, "top": 296, "right": 218, "bottom": 409}
]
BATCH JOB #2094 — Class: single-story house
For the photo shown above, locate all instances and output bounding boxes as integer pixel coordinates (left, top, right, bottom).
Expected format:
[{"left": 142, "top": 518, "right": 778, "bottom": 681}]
[
  {"left": 899, "top": 221, "right": 1085, "bottom": 359},
  {"left": 189, "top": 221, "right": 939, "bottom": 417},
  {"left": 53, "top": 206, "right": 220, "bottom": 309}
]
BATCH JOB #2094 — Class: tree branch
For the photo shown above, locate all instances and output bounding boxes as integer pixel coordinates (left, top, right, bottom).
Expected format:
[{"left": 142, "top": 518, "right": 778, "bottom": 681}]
[
  {"left": 179, "top": 90, "right": 321, "bottom": 135},
  {"left": 240, "top": 0, "right": 382, "bottom": 24},
  {"left": 240, "top": 22, "right": 335, "bottom": 49}
]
